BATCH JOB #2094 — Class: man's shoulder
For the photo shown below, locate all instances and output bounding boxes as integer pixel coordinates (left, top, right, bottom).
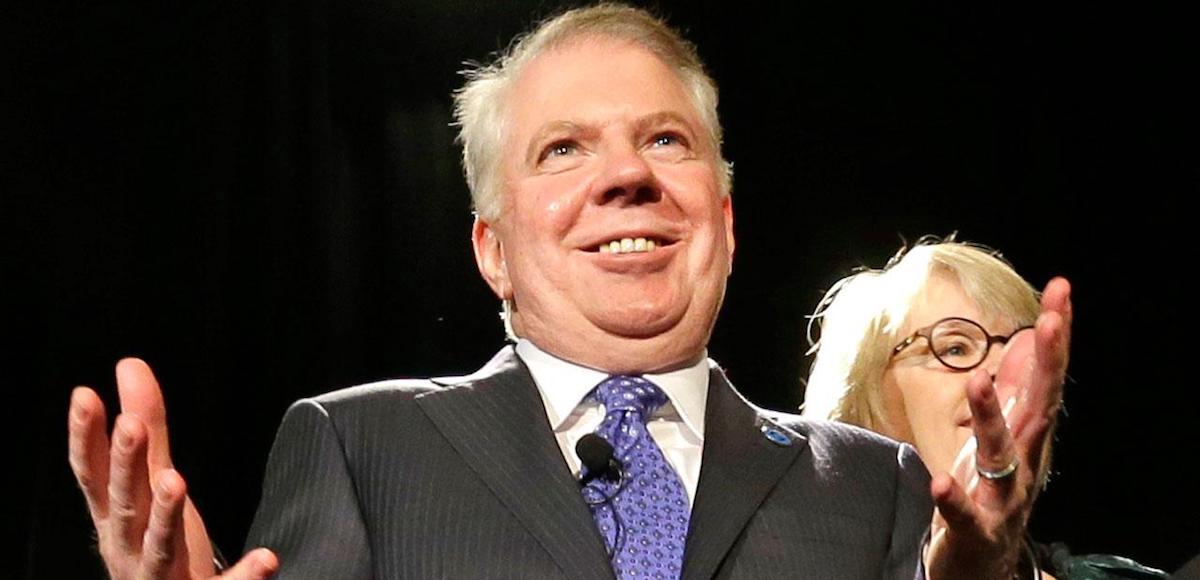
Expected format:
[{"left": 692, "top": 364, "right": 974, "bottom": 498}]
[
  {"left": 300, "top": 345, "right": 523, "bottom": 414},
  {"left": 711, "top": 366, "right": 919, "bottom": 468},
  {"left": 770, "top": 412, "right": 905, "bottom": 451},
  {"left": 308, "top": 377, "right": 441, "bottom": 406},
  {"left": 758, "top": 408, "right": 926, "bottom": 475}
]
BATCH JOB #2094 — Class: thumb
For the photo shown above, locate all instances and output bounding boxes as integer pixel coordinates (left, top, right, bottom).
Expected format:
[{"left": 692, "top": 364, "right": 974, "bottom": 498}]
[
  {"left": 218, "top": 548, "right": 279, "bottom": 579},
  {"left": 931, "top": 472, "right": 979, "bottom": 534}
]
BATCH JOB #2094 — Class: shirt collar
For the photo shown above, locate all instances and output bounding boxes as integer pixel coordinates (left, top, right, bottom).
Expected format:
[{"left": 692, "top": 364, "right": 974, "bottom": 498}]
[{"left": 515, "top": 339, "right": 710, "bottom": 441}]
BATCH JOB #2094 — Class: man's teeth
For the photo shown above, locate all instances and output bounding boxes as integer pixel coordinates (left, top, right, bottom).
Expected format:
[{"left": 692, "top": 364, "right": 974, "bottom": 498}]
[{"left": 598, "top": 237, "right": 658, "bottom": 254}]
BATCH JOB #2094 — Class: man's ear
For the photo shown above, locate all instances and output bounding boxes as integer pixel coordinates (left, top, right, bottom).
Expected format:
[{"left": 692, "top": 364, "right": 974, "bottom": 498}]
[
  {"left": 722, "top": 195, "right": 735, "bottom": 274},
  {"left": 472, "top": 217, "right": 513, "bottom": 300}
]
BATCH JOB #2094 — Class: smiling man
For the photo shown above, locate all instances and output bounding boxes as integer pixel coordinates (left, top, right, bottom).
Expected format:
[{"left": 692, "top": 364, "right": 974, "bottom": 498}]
[
  {"left": 68, "top": 5, "right": 1071, "bottom": 580},
  {"left": 469, "top": 23, "right": 734, "bottom": 375}
]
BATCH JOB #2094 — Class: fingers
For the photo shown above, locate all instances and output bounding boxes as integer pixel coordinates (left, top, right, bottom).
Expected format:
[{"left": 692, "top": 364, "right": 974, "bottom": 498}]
[
  {"left": 73, "top": 359, "right": 212, "bottom": 579},
  {"left": 993, "top": 327, "right": 1035, "bottom": 413},
  {"left": 220, "top": 548, "right": 280, "bottom": 579},
  {"left": 1041, "top": 277, "right": 1073, "bottom": 326},
  {"left": 947, "top": 428, "right": 979, "bottom": 486},
  {"left": 1035, "top": 276, "right": 1072, "bottom": 392},
  {"left": 1006, "top": 284, "right": 1069, "bottom": 452},
  {"left": 108, "top": 414, "right": 155, "bottom": 553},
  {"left": 1034, "top": 310, "right": 1069, "bottom": 389},
  {"left": 116, "top": 357, "right": 174, "bottom": 470},
  {"left": 143, "top": 469, "right": 188, "bottom": 578},
  {"left": 992, "top": 303, "right": 1066, "bottom": 456},
  {"left": 69, "top": 387, "right": 112, "bottom": 522},
  {"left": 930, "top": 472, "right": 979, "bottom": 533},
  {"left": 967, "top": 371, "right": 1017, "bottom": 476}
]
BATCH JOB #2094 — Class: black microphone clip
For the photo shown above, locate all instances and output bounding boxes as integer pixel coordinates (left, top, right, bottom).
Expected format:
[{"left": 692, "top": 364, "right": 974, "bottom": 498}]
[{"left": 575, "top": 433, "right": 624, "bottom": 486}]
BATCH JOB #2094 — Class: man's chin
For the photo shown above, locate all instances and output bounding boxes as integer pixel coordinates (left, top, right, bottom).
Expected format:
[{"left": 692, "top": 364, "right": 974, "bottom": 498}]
[
  {"left": 518, "top": 306, "right": 710, "bottom": 370},
  {"left": 589, "top": 308, "right": 685, "bottom": 340},
  {"left": 596, "top": 322, "right": 711, "bottom": 369}
]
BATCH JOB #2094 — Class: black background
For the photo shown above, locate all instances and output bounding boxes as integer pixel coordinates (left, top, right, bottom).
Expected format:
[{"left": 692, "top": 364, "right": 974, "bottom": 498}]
[{"left": 7, "top": 1, "right": 1196, "bottom": 577}]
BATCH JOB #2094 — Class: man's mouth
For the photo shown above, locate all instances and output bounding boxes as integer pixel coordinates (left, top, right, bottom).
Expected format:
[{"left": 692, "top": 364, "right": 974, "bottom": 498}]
[{"left": 595, "top": 237, "right": 669, "bottom": 254}]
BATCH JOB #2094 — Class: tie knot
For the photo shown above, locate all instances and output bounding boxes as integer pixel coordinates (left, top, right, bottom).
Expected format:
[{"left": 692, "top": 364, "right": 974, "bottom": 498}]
[{"left": 590, "top": 375, "right": 668, "bottom": 418}]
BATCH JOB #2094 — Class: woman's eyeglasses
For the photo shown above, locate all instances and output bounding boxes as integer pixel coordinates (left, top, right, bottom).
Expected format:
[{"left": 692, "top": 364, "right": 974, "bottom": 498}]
[{"left": 891, "top": 317, "right": 1033, "bottom": 371}]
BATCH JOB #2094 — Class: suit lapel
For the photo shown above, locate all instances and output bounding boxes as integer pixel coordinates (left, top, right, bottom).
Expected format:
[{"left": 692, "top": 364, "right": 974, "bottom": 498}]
[
  {"left": 682, "top": 367, "right": 807, "bottom": 580},
  {"left": 416, "top": 348, "right": 614, "bottom": 580}
]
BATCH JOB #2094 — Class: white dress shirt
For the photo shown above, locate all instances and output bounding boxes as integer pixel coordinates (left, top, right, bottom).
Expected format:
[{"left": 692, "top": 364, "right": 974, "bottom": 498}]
[{"left": 515, "top": 339, "right": 710, "bottom": 506}]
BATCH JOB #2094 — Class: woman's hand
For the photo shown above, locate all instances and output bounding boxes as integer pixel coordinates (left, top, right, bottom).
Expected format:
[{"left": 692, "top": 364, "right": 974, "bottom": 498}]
[{"left": 926, "top": 277, "right": 1072, "bottom": 580}]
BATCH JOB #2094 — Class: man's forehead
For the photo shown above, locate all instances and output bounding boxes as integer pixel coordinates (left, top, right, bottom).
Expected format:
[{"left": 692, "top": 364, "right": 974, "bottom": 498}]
[
  {"left": 519, "top": 37, "right": 685, "bottom": 94},
  {"left": 506, "top": 39, "right": 702, "bottom": 136}
]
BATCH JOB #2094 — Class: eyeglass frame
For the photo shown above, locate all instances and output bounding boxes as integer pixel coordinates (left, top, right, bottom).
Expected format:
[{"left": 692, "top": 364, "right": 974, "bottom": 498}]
[{"left": 890, "top": 316, "right": 1034, "bottom": 371}]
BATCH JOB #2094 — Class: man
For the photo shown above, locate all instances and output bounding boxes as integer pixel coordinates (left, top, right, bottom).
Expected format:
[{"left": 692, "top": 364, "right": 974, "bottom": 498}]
[{"left": 67, "top": 5, "right": 1071, "bottom": 579}]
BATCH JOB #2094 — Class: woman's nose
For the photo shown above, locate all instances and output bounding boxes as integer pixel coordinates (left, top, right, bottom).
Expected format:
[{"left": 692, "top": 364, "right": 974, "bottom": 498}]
[{"left": 980, "top": 345, "right": 1005, "bottom": 376}]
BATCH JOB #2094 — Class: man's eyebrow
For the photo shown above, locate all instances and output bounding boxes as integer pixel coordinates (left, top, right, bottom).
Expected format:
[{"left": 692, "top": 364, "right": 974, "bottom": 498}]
[
  {"left": 634, "top": 111, "right": 696, "bottom": 134},
  {"left": 522, "top": 112, "right": 699, "bottom": 164},
  {"left": 525, "top": 121, "right": 583, "bottom": 164}
]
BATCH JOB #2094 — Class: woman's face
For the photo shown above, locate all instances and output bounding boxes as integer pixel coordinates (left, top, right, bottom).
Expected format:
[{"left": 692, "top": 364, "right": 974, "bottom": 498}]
[{"left": 879, "top": 272, "right": 1019, "bottom": 476}]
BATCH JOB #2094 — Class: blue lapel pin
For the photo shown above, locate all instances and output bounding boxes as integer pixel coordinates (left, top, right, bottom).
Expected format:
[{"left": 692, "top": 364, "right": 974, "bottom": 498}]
[{"left": 760, "top": 424, "right": 792, "bottom": 447}]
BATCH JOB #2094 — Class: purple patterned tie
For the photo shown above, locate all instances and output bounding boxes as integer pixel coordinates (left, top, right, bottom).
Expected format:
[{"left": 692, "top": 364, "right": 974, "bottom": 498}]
[{"left": 581, "top": 376, "right": 690, "bottom": 580}]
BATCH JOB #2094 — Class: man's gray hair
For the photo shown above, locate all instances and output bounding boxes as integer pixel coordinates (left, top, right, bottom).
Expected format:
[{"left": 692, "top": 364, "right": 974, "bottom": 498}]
[{"left": 453, "top": 3, "right": 733, "bottom": 223}]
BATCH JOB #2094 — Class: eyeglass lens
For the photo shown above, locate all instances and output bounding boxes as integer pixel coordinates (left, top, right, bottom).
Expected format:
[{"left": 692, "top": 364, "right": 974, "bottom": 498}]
[{"left": 929, "top": 319, "right": 990, "bottom": 370}]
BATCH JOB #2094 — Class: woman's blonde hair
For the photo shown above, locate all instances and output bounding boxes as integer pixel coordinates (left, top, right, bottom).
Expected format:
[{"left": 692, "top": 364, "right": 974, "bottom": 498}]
[{"left": 803, "top": 236, "right": 1041, "bottom": 435}]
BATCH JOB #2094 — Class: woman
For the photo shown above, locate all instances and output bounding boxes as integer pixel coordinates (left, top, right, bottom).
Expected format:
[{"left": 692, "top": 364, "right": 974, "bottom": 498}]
[{"left": 803, "top": 237, "right": 1166, "bottom": 580}]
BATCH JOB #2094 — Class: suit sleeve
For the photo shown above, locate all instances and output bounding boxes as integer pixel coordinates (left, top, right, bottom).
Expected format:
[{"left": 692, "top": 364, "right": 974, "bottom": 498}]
[
  {"left": 244, "top": 399, "right": 372, "bottom": 579},
  {"left": 882, "top": 442, "right": 934, "bottom": 580}
]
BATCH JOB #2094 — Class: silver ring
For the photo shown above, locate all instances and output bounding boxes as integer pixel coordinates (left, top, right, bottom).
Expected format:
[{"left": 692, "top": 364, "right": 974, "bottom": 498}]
[{"left": 976, "top": 457, "right": 1019, "bottom": 480}]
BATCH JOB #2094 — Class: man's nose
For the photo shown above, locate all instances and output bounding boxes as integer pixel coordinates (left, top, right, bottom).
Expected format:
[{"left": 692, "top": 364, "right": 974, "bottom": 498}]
[{"left": 593, "top": 143, "right": 661, "bottom": 206}]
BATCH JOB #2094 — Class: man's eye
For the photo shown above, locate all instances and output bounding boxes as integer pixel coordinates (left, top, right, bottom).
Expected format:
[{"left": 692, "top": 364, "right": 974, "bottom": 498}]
[
  {"left": 543, "top": 141, "right": 578, "bottom": 159},
  {"left": 652, "top": 133, "right": 684, "bottom": 147}
]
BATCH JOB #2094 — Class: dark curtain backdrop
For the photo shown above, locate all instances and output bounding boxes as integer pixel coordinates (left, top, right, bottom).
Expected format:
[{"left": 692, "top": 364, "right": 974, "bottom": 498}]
[{"left": 7, "top": 1, "right": 1195, "bottom": 577}]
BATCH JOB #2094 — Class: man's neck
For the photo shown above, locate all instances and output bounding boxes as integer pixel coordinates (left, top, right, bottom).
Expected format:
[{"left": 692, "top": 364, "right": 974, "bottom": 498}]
[{"left": 516, "top": 335, "right": 708, "bottom": 375}]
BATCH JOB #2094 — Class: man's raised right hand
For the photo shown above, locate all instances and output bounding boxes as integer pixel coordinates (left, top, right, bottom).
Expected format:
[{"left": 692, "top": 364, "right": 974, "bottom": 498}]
[{"left": 68, "top": 358, "right": 278, "bottom": 579}]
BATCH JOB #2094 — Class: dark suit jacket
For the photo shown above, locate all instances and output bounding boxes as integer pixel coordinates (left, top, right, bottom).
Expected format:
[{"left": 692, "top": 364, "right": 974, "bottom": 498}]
[{"left": 245, "top": 347, "right": 932, "bottom": 578}]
